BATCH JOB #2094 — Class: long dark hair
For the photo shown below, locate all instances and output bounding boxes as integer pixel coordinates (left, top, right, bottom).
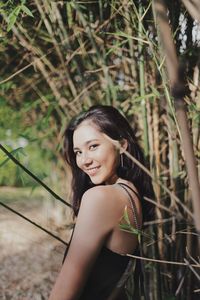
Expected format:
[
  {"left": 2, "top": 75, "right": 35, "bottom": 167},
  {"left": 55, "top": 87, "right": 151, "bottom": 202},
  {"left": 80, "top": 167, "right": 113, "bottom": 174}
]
[{"left": 63, "top": 105, "right": 154, "bottom": 222}]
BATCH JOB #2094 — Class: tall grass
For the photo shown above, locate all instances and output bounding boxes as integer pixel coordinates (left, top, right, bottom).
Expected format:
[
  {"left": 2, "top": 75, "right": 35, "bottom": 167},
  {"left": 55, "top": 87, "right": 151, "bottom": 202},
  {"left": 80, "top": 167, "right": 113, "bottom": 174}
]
[{"left": 1, "top": 1, "right": 200, "bottom": 298}]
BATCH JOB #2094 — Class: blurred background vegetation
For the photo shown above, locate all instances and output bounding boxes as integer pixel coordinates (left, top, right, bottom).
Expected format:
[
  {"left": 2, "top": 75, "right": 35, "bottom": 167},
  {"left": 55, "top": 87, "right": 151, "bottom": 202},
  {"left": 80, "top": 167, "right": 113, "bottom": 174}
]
[{"left": 0, "top": 0, "right": 200, "bottom": 299}]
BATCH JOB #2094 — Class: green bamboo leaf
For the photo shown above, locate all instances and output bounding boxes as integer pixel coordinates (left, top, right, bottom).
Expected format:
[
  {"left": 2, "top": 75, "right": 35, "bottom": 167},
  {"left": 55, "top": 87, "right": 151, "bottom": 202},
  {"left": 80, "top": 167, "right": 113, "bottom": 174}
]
[
  {"left": 105, "top": 39, "right": 128, "bottom": 56},
  {"left": 119, "top": 223, "right": 131, "bottom": 231},
  {"left": 123, "top": 206, "right": 131, "bottom": 225},
  {"left": 0, "top": 157, "right": 10, "bottom": 168},
  {"left": 119, "top": 206, "right": 154, "bottom": 240},
  {"left": 44, "top": 105, "right": 54, "bottom": 124},
  {"left": 7, "top": 6, "right": 21, "bottom": 32},
  {"left": 17, "top": 147, "right": 27, "bottom": 157},
  {"left": 18, "top": 170, "right": 25, "bottom": 186},
  {"left": 21, "top": 5, "right": 34, "bottom": 17},
  {"left": 67, "top": 2, "right": 73, "bottom": 28},
  {"left": 119, "top": 223, "right": 141, "bottom": 236},
  {"left": 0, "top": 147, "right": 26, "bottom": 168},
  {"left": 19, "top": 133, "right": 38, "bottom": 143},
  {"left": 105, "top": 31, "right": 149, "bottom": 45},
  {"left": 132, "top": 93, "right": 158, "bottom": 103}
]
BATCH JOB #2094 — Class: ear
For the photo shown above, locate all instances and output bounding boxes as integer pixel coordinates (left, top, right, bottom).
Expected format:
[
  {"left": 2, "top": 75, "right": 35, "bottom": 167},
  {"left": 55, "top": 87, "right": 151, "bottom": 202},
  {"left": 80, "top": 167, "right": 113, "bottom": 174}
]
[{"left": 119, "top": 139, "right": 128, "bottom": 154}]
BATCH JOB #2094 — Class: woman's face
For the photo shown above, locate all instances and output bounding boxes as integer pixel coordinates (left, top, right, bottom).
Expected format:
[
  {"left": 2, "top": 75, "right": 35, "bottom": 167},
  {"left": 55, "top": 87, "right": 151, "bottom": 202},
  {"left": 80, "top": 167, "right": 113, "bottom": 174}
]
[{"left": 73, "top": 121, "right": 120, "bottom": 185}]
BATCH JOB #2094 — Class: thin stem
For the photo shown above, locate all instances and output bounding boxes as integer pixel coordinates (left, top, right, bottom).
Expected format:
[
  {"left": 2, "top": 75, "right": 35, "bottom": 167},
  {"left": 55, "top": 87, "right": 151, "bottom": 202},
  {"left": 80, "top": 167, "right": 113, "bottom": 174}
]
[
  {"left": 0, "top": 201, "right": 68, "bottom": 245},
  {"left": 0, "top": 144, "right": 72, "bottom": 209}
]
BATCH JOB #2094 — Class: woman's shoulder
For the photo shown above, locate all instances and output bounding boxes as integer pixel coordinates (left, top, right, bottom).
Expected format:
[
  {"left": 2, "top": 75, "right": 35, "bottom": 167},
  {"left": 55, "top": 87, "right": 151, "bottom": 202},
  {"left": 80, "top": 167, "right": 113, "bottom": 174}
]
[
  {"left": 78, "top": 185, "right": 121, "bottom": 228},
  {"left": 82, "top": 185, "right": 117, "bottom": 206},
  {"left": 80, "top": 185, "right": 126, "bottom": 216}
]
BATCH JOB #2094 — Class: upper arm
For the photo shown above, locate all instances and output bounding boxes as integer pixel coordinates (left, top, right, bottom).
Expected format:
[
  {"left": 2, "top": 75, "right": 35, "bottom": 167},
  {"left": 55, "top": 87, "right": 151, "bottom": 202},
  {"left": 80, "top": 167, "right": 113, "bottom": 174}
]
[
  {"left": 49, "top": 187, "right": 115, "bottom": 300},
  {"left": 65, "top": 187, "right": 114, "bottom": 270}
]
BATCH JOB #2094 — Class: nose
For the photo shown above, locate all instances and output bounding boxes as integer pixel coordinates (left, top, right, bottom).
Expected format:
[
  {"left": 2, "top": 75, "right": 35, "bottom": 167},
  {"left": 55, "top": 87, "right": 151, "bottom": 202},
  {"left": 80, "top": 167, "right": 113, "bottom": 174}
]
[{"left": 80, "top": 153, "right": 93, "bottom": 167}]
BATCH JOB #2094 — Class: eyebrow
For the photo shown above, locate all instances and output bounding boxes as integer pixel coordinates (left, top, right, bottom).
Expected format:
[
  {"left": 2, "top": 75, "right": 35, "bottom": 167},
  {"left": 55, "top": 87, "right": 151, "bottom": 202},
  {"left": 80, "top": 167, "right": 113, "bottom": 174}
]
[{"left": 73, "top": 139, "right": 99, "bottom": 151}]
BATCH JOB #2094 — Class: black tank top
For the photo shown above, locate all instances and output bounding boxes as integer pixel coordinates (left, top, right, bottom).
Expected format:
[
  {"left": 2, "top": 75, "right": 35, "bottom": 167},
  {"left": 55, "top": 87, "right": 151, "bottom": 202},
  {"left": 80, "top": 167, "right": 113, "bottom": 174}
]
[{"left": 63, "top": 183, "right": 141, "bottom": 300}]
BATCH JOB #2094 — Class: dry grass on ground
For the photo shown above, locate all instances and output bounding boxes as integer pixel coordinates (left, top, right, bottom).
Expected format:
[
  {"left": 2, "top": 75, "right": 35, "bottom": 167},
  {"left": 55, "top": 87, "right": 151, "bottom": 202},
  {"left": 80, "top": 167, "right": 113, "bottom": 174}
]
[{"left": 0, "top": 187, "right": 71, "bottom": 300}]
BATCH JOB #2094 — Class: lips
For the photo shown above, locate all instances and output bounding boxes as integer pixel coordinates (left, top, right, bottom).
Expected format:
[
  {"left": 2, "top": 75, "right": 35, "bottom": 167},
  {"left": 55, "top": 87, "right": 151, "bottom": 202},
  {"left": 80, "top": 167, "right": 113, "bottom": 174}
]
[{"left": 86, "top": 166, "right": 100, "bottom": 176}]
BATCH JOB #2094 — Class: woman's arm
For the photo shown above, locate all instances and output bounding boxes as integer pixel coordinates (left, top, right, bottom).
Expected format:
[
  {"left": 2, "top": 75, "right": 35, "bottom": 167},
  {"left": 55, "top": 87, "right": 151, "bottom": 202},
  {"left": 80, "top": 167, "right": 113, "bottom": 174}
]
[{"left": 48, "top": 186, "right": 116, "bottom": 300}]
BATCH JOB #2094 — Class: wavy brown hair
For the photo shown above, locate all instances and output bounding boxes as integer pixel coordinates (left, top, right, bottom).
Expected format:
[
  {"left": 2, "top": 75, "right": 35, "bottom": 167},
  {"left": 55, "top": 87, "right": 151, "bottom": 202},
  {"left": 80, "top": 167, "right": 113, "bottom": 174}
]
[{"left": 63, "top": 105, "right": 154, "bottom": 222}]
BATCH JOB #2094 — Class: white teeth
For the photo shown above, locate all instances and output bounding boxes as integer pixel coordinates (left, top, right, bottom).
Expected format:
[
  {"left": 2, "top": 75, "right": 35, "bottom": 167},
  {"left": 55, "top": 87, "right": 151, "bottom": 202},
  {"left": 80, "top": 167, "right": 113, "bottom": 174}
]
[{"left": 87, "top": 166, "right": 100, "bottom": 176}]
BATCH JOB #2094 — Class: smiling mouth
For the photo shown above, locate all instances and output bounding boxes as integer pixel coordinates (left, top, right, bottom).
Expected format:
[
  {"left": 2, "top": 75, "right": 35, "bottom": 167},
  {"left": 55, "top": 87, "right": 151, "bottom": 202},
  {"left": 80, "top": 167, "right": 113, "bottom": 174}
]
[{"left": 86, "top": 166, "right": 100, "bottom": 176}]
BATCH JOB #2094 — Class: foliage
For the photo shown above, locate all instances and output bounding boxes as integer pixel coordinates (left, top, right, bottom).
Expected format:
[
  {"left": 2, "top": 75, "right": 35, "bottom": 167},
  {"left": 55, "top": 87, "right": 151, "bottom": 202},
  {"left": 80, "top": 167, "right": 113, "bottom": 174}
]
[
  {"left": 0, "top": 0, "right": 200, "bottom": 299},
  {"left": 0, "top": 143, "right": 52, "bottom": 187},
  {"left": 0, "top": 0, "right": 33, "bottom": 31}
]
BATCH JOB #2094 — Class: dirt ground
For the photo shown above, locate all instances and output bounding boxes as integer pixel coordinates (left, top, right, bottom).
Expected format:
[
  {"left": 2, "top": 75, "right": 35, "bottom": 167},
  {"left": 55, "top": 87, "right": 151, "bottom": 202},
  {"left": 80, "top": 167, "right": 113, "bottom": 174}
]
[{"left": 0, "top": 190, "right": 71, "bottom": 300}]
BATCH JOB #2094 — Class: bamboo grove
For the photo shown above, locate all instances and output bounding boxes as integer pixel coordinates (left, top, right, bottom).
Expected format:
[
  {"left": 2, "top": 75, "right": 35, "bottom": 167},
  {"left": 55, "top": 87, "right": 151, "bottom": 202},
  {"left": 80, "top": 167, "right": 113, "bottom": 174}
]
[{"left": 0, "top": 1, "right": 200, "bottom": 299}]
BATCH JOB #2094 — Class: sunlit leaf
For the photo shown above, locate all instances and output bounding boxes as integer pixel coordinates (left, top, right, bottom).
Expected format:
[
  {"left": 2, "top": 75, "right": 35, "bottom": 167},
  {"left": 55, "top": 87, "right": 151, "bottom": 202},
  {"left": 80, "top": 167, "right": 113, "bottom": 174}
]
[
  {"left": 7, "top": 6, "right": 21, "bottom": 31},
  {"left": 21, "top": 5, "right": 33, "bottom": 17}
]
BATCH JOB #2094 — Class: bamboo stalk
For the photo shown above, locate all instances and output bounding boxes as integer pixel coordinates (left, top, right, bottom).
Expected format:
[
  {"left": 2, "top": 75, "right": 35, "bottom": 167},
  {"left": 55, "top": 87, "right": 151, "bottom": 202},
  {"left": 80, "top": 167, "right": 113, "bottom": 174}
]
[
  {"left": 153, "top": 0, "right": 200, "bottom": 250},
  {"left": 138, "top": 3, "right": 149, "bottom": 157},
  {"left": 181, "top": 0, "right": 200, "bottom": 22}
]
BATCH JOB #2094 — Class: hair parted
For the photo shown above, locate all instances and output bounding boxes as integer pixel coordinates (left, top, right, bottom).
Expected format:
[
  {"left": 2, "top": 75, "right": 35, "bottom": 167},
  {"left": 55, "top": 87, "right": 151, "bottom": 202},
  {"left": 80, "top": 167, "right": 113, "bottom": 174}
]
[{"left": 63, "top": 105, "right": 154, "bottom": 222}]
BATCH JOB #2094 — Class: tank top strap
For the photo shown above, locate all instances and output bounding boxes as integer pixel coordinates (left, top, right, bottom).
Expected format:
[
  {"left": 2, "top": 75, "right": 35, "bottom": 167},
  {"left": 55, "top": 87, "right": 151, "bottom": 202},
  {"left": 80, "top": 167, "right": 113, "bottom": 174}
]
[
  {"left": 117, "top": 182, "right": 141, "bottom": 230},
  {"left": 108, "top": 182, "right": 142, "bottom": 293},
  {"left": 117, "top": 182, "right": 141, "bottom": 201}
]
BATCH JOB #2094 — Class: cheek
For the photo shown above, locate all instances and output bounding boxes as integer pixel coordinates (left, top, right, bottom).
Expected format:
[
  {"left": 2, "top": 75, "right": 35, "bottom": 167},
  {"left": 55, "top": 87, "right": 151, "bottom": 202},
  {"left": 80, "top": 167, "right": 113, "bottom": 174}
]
[
  {"left": 106, "top": 149, "right": 119, "bottom": 168},
  {"left": 75, "top": 156, "right": 81, "bottom": 168}
]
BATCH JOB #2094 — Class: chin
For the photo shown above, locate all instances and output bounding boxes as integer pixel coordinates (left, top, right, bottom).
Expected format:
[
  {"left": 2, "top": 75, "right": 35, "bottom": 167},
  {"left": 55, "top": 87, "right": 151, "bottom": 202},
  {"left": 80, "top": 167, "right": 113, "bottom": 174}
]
[{"left": 90, "top": 176, "right": 105, "bottom": 185}]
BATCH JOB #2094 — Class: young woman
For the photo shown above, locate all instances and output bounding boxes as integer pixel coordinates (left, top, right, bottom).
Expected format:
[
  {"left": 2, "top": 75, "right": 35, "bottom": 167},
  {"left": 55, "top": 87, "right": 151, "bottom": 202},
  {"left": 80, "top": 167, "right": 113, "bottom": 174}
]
[{"left": 49, "top": 105, "right": 154, "bottom": 300}]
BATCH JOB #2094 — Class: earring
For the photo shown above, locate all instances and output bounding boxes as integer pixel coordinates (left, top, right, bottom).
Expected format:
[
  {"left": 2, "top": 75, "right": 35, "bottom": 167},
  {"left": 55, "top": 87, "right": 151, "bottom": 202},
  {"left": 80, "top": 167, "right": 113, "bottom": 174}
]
[{"left": 120, "top": 154, "right": 124, "bottom": 168}]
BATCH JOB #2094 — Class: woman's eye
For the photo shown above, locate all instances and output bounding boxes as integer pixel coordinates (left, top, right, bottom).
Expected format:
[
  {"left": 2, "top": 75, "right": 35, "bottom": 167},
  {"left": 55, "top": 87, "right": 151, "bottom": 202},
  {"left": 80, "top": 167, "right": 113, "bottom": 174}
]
[
  {"left": 75, "top": 151, "right": 81, "bottom": 156},
  {"left": 89, "top": 144, "right": 98, "bottom": 150}
]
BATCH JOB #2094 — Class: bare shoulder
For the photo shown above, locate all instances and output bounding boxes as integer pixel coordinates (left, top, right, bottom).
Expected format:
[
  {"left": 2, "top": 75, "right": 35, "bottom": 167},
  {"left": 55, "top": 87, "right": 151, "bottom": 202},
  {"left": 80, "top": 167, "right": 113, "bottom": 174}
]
[
  {"left": 83, "top": 185, "right": 109, "bottom": 198},
  {"left": 82, "top": 185, "right": 117, "bottom": 207},
  {"left": 78, "top": 185, "right": 120, "bottom": 231}
]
